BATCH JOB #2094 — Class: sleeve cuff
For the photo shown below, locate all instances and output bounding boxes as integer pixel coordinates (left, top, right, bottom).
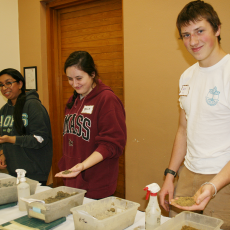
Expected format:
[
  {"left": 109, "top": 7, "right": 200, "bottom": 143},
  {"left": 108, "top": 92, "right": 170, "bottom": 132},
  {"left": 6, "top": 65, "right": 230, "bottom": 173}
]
[
  {"left": 15, "top": 136, "right": 23, "bottom": 146},
  {"left": 95, "top": 145, "right": 112, "bottom": 159}
]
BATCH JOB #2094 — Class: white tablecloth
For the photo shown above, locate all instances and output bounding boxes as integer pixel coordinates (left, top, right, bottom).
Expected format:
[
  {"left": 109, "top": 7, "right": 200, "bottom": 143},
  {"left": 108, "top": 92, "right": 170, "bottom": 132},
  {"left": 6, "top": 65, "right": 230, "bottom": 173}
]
[{"left": 0, "top": 173, "right": 170, "bottom": 229}]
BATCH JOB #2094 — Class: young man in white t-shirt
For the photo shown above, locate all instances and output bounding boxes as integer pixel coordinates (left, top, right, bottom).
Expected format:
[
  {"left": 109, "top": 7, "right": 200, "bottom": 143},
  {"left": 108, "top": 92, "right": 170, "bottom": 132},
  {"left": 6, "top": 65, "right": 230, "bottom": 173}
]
[{"left": 159, "top": 1, "right": 230, "bottom": 228}]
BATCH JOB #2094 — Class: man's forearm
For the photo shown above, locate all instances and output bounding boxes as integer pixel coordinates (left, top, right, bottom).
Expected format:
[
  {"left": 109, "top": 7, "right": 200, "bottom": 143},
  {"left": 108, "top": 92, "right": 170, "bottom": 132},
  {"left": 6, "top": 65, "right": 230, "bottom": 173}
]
[{"left": 210, "top": 161, "right": 230, "bottom": 191}]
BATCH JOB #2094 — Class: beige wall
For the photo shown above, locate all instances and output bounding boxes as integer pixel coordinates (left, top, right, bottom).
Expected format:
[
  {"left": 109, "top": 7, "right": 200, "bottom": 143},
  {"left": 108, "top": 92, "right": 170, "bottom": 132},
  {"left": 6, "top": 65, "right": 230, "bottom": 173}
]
[
  {"left": 18, "top": 0, "right": 51, "bottom": 183},
  {"left": 0, "top": 0, "right": 20, "bottom": 108},
  {"left": 18, "top": 0, "right": 49, "bottom": 110},
  {"left": 123, "top": 0, "right": 230, "bottom": 212}
]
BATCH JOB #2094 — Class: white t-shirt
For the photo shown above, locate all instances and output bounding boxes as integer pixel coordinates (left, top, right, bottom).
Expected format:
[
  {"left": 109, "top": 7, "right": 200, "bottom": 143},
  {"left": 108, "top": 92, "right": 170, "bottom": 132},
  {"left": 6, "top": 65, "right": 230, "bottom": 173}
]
[{"left": 179, "top": 54, "right": 230, "bottom": 174}]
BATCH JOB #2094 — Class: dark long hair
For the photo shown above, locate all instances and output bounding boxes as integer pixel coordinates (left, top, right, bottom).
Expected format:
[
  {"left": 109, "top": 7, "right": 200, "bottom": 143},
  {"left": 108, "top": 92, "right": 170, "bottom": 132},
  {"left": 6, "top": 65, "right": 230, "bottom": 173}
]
[
  {"left": 176, "top": 0, "right": 221, "bottom": 43},
  {"left": 0, "top": 68, "right": 26, "bottom": 135},
  {"left": 64, "top": 51, "right": 99, "bottom": 109}
]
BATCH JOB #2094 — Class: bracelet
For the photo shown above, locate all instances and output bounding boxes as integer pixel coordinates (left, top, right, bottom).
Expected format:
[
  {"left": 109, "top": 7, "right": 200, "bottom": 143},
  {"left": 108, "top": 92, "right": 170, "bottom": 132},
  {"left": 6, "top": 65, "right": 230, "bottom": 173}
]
[
  {"left": 164, "top": 168, "right": 177, "bottom": 177},
  {"left": 201, "top": 182, "right": 217, "bottom": 198}
]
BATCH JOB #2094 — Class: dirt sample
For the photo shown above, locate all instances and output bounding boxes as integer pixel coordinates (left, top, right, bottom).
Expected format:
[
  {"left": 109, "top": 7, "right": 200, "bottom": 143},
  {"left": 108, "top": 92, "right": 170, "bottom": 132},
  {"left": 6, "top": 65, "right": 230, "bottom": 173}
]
[
  {"left": 0, "top": 181, "right": 15, "bottom": 188},
  {"left": 44, "top": 191, "right": 78, "bottom": 204},
  {"left": 175, "top": 197, "right": 195, "bottom": 206},
  {"left": 62, "top": 170, "right": 72, "bottom": 174},
  {"left": 181, "top": 225, "right": 200, "bottom": 230},
  {"left": 94, "top": 207, "right": 119, "bottom": 220}
]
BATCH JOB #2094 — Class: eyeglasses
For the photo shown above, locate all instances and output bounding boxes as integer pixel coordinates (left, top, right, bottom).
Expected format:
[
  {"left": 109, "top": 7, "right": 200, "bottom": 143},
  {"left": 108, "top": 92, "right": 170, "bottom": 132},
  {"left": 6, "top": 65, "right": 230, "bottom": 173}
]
[{"left": 0, "top": 81, "right": 18, "bottom": 89}]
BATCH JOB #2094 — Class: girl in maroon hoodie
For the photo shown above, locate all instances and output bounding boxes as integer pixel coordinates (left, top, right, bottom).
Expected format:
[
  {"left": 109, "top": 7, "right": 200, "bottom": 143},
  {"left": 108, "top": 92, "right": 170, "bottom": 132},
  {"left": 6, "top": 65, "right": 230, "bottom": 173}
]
[{"left": 55, "top": 51, "right": 127, "bottom": 199}]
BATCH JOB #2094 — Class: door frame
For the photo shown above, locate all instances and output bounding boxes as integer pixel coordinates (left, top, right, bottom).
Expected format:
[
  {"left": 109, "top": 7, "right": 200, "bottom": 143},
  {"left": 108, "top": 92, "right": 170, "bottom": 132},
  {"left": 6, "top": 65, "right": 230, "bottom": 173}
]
[{"left": 46, "top": 0, "right": 108, "bottom": 187}]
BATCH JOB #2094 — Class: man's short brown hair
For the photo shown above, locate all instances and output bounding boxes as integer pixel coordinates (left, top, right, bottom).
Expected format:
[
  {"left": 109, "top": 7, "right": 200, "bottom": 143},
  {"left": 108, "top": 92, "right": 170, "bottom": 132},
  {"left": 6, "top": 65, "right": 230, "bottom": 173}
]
[{"left": 176, "top": 0, "right": 221, "bottom": 43}]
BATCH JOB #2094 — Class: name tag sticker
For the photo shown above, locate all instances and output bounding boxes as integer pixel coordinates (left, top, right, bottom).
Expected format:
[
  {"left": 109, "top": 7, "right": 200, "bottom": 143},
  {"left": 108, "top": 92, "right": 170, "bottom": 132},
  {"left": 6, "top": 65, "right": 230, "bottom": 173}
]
[
  {"left": 179, "top": 85, "right": 190, "bottom": 96},
  {"left": 81, "top": 105, "right": 94, "bottom": 114},
  {"left": 32, "top": 207, "right": 41, "bottom": 213}
]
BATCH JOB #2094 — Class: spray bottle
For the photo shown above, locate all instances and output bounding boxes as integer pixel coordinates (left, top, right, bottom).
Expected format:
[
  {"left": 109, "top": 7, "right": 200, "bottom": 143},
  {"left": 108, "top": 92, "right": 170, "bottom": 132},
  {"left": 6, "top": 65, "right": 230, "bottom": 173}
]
[
  {"left": 16, "top": 169, "right": 30, "bottom": 211},
  {"left": 144, "top": 183, "right": 161, "bottom": 230}
]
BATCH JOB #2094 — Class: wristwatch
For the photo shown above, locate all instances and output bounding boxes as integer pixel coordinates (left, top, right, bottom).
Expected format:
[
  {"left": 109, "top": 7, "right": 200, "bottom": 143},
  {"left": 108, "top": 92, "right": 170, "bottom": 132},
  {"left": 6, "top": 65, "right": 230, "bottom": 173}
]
[{"left": 164, "top": 168, "right": 177, "bottom": 177}]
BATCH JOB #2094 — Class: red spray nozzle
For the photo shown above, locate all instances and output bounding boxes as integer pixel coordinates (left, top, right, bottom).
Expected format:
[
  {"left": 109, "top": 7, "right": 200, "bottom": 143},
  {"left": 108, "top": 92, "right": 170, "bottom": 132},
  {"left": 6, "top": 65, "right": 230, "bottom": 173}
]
[{"left": 144, "top": 187, "right": 157, "bottom": 200}]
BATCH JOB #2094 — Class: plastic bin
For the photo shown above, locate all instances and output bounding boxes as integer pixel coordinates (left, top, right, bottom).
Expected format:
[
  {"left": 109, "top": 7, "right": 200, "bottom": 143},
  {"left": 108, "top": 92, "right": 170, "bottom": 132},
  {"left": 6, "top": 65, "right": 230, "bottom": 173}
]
[
  {"left": 71, "top": 196, "right": 140, "bottom": 230},
  {"left": 25, "top": 186, "right": 86, "bottom": 223},
  {"left": 155, "top": 211, "right": 224, "bottom": 230},
  {"left": 0, "top": 177, "right": 38, "bottom": 205}
]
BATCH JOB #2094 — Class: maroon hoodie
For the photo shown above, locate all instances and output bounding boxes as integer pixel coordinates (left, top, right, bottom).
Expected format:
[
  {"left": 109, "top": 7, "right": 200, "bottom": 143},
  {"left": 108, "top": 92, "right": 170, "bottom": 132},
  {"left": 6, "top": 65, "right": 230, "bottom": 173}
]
[{"left": 58, "top": 80, "right": 127, "bottom": 199}]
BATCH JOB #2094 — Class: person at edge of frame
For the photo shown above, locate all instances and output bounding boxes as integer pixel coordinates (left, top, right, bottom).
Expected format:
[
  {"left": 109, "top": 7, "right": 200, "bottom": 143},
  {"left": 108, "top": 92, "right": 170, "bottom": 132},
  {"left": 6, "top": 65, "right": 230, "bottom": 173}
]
[{"left": 0, "top": 68, "right": 53, "bottom": 186}]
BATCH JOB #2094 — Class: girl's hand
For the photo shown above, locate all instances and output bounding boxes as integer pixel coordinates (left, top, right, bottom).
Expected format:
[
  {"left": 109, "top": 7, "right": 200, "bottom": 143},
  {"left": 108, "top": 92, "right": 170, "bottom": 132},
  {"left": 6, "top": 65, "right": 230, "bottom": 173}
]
[
  {"left": 0, "top": 135, "right": 16, "bottom": 144},
  {"left": 0, "top": 152, "right": 7, "bottom": 169},
  {"left": 55, "top": 163, "right": 84, "bottom": 178}
]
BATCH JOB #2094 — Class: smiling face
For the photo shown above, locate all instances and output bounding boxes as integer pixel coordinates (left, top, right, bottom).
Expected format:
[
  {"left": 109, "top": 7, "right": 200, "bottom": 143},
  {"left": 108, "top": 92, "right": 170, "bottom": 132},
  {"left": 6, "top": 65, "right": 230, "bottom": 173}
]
[
  {"left": 66, "top": 66, "right": 95, "bottom": 97},
  {"left": 0, "top": 74, "right": 23, "bottom": 105},
  {"left": 181, "top": 19, "right": 221, "bottom": 67}
]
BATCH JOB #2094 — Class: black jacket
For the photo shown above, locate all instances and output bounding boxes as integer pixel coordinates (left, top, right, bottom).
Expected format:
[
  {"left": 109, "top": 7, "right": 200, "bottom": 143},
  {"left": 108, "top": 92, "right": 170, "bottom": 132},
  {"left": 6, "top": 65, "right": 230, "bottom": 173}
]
[{"left": 0, "top": 90, "right": 53, "bottom": 181}]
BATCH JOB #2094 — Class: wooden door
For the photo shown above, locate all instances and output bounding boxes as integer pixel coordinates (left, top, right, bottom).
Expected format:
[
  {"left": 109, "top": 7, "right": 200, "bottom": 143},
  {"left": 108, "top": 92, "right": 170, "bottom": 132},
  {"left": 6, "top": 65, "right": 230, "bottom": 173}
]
[{"left": 46, "top": 0, "right": 125, "bottom": 198}]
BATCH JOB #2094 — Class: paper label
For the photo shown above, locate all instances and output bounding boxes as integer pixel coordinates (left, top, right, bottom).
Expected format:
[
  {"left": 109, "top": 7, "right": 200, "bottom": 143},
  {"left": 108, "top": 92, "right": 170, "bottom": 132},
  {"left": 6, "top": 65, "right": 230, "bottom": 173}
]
[
  {"left": 179, "top": 85, "right": 190, "bottom": 96},
  {"left": 32, "top": 207, "right": 41, "bottom": 213},
  {"left": 81, "top": 105, "right": 94, "bottom": 114}
]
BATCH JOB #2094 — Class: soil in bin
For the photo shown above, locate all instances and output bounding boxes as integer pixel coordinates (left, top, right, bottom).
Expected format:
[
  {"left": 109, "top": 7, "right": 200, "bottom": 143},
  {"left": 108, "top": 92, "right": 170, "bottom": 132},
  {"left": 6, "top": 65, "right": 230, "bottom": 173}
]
[
  {"left": 44, "top": 191, "right": 78, "bottom": 204},
  {"left": 181, "top": 225, "right": 200, "bottom": 230},
  {"left": 94, "top": 207, "right": 118, "bottom": 220},
  {"left": 175, "top": 197, "right": 195, "bottom": 206},
  {"left": 0, "top": 181, "right": 15, "bottom": 188}
]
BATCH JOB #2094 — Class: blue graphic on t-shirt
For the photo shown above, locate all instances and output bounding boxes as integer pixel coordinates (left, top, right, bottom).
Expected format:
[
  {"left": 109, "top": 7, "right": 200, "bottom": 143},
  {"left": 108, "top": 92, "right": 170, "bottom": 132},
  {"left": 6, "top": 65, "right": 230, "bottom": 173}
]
[
  {"left": 0, "top": 113, "right": 28, "bottom": 134},
  {"left": 206, "top": 86, "right": 220, "bottom": 106}
]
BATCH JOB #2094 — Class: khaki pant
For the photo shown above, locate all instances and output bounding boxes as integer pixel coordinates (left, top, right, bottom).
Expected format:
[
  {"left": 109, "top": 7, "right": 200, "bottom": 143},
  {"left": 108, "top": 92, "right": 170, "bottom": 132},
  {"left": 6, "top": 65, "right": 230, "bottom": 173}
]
[{"left": 170, "top": 165, "right": 230, "bottom": 230}]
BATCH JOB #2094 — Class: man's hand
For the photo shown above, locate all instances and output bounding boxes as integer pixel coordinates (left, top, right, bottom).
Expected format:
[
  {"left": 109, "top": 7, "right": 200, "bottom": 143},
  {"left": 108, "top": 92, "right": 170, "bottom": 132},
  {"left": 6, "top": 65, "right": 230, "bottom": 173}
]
[
  {"left": 159, "top": 175, "right": 175, "bottom": 211},
  {"left": 170, "top": 184, "right": 214, "bottom": 211}
]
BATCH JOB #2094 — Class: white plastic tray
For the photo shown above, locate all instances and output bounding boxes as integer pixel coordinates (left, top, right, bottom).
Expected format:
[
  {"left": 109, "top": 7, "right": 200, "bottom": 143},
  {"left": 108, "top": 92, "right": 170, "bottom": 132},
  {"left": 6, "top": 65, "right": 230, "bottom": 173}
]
[
  {"left": 0, "top": 177, "right": 38, "bottom": 205},
  {"left": 71, "top": 196, "right": 140, "bottom": 230},
  {"left": 25, "top": 186, "right": 86, "bottom": 223},
  {"left": 155, "top": 211, "right": 223, "bottom": 230}
]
